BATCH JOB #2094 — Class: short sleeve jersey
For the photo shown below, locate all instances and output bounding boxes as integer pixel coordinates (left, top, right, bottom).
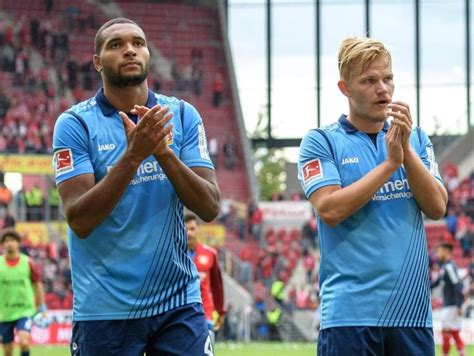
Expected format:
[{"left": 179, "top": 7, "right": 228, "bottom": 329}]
[
  {"left": 52, "top": 88, "right": 214, "bottom": 321},
  {"left": 298, "top": 115, "right": 443, "bottom": 329}
]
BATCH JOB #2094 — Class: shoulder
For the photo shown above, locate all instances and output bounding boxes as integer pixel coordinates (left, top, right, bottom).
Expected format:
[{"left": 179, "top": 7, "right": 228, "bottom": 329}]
[
  {"left": 154, "top": 92, "right": 180, "bottom": 108},
  {"left": 409, "top": 126, "right": 429, "bottom": 143},
  {"left": 302, "top": 122, "right": 342, "bottom": 144},
  {"left": 63, "top": 97, "right": 98, "bottom": 119},
  {"left": 153, "top": 94, "right": 201, "bottom": 120},
  {"left": 300, "top": 122, "right": 342, "bottom": 156},
  {"left": 197, "top": 243, "right": 217, "bottom": 256},
  {"left": 55, "top": 97, "right": 98, "bottom": 129},
  {"left": 20, "top": 253, "right": 33, "bottom": 264}
]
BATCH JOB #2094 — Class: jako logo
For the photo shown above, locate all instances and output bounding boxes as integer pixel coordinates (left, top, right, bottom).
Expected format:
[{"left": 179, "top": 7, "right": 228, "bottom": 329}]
[
  {"left": 98, "top": 143, "right": 116, "bottom": 152},
  {"left": 341, "top": 157, "right": 359, "bottom": 165}
]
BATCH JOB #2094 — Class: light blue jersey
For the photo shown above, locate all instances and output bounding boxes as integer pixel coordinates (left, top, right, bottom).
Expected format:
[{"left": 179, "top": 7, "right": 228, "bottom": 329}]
[
  {"left": 298, "top": 115, "right": 443, "bottom": 330},
  {"left": 52, "top": 89, "right": 213, "bottom": 321}
]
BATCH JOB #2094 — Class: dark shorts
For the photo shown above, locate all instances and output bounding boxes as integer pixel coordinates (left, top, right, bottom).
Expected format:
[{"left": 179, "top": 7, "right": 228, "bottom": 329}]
[
  {"left": 318, "top": 326, "right": 434, "bottom": 356},
  {"left": 71, "top": 302, "right": 213, "bottom": 356},
  {"left": 0, "top": 317, "right": 33, "bottom": 344}
]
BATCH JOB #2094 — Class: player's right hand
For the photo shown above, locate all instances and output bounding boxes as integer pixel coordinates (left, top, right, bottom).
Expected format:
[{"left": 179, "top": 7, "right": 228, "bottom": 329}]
[
  {"left": 119, "top": 104, "right": 173, "bottom": 163},
  {"left": 385, "top": 124, "right": 403, "bottom": 168}
]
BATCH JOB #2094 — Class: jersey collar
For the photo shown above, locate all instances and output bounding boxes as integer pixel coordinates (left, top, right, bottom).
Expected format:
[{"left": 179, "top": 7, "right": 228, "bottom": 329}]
[
  {"left": 338, "top": 114, "right": 390, "bottom": 133},
  {"left": 95, "top": 88, "right": 158, "bottom": 117}
]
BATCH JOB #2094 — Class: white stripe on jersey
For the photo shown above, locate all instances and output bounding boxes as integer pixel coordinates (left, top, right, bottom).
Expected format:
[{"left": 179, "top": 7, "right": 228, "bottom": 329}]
[
  {"left": 426, "top": 146, "right": 440, "bottom": 176},
  {"left": 445, "top": 263, "right": 460, "bottom": 284}
]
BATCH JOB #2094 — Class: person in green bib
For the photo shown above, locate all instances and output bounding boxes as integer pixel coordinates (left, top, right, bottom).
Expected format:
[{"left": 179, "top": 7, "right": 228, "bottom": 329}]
[{"left": 0, "top": 230, "right": 46, "bottom": 356}]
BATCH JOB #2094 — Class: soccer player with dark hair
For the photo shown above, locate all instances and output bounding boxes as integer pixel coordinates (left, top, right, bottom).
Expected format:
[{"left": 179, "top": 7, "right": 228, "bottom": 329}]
[
  {"left": 0, "top": 229, "right": 46, "bottom": 356},
  {"left": 185, "top": 212, "right": 226, "bottom": 343},
  {"left": 298, "top": 36, "right": 447, "bottom": 355},
  {"left": 52, "top": 17, "right": 220, "bottom": 355},
  {"left": 432, "top": 242, "right": 465, "bottom": 356}
]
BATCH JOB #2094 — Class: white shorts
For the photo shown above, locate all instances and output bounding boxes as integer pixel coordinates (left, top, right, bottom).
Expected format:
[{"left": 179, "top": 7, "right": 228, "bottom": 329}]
[{"left": 440, "top": 306, "right": 462, "bottom": 330}]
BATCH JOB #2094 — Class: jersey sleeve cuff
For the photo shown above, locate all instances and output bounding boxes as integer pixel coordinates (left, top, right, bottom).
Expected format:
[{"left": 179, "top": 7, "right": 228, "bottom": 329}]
[
  {"left": 305, "top": 179, "right": 341, "bottom": 199},
  {"left": 183, "top": 160, "right": 214, "bottom": 170},
  {"left": 56, "top": 168, "right": 95, "bottom": 185}
]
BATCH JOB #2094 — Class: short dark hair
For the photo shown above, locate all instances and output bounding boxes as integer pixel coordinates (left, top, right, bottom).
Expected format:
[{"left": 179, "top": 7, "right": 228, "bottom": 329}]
[
  {"left": 184, "top": 212, "right": 198, "bottom": 224},
  {"left": 438, "top": 241, "right": 454, "bottom": 252},
  {"left": 94, "top": 17, "right": 141, "bottom": 55},
  {"left": 1, "top": 229, "right": 21, "bottom": 244}
]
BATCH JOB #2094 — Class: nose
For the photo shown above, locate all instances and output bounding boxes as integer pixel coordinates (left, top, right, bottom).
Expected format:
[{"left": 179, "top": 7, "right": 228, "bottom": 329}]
[
  {"left": 376, "top": 80, "right": 389, "bottom": 94},
  {"left": 124, "top": 43, "right": 136, "bottom": 57}
]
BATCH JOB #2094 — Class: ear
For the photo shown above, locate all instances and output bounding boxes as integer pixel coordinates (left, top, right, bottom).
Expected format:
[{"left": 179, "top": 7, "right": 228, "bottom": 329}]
[
  {"left": 338, "top": 80, "right": 351, "bottom": 98},
  {"left": 93, "top": 54, "right": 102, "bottom": 73}
]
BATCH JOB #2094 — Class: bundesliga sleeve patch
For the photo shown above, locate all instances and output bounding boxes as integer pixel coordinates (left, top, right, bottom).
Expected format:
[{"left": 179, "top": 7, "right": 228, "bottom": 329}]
[
  {"left": 302, "top": 158, "right": 323, "bottom": 184},
  {"left": 54, "top": 148, "right": 74, "bottom": 176}
]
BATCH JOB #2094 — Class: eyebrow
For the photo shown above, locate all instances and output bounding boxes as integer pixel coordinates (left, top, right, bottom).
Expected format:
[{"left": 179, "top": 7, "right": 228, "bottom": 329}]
[
  {"left": 359, "top": 72, "right": 393, "bottom": 80},
  {"left": 106, "top": 36, "right": 146, "bottom": 44}
]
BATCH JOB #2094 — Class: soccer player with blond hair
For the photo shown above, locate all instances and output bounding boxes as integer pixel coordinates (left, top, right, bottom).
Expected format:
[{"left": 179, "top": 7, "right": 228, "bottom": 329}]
[{"left": 298, "top": 37, "right": 447, "bottom": 355}]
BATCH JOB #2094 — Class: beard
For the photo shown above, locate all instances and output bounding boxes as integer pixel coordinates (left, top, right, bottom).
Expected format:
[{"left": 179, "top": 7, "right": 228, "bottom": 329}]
[
  {"left": 352, "top": 106, "right": 387, "bottom": 124},
  {"left": 103, "top": 62, "right": 150, "bottom": 87}
]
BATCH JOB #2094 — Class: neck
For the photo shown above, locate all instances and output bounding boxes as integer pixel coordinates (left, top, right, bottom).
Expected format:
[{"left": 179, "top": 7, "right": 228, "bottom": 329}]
[
  {"left": 347, "top": 113, "right": 385, "bottom": 134},
  {"left": 103, "top": 82, "right": 149, "bottom": 113}
]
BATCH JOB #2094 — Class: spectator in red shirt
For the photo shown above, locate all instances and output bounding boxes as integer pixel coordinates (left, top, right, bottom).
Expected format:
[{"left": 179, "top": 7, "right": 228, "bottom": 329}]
[
  {"left": 302, "top": 249, "right": 316, "bottom": 284},
  {"left": 250, "top": 205, "right": 263, "bottom": 243},
  {"left": 212, "top": 72, "right": 223, "bottom": 107},
  {"left": 0, "top": 182, "right": 12, "bottom": 207},
  {"left": 185, "top": 213, "right": 226, "bottom": 342}
]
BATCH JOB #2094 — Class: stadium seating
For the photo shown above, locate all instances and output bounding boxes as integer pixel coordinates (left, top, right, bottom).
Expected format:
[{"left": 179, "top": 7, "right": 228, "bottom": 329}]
[
  {"left": 0, "top": 0, "right": 251, "bottom": 202},
  {"left": 425, "top": 224, "right": 471, "bottom": 269}
]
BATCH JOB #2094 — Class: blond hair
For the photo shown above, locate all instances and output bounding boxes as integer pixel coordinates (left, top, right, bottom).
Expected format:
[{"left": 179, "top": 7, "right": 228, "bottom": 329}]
[{"left": 338, "top": 37, "right": 392, "bottom": 83}]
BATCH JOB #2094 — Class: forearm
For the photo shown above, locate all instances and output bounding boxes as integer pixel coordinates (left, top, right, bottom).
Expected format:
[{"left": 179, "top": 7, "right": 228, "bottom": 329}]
[
  {"left": 34, "top": 282, "right": 45, "bottom": 307},
  {"left": 64, "top": 152, "right": 142, "bottom": 238},
  {"left": 211, "top": 264, "right": 225, "bottom": 314},
  {"left": 403, "top": 148, "right": 447, "bottom": 219},
  {"left": 154, "top": 150, "right": 220, "bottom": 221},
  {"left": 316, "top": 161, "right": 399, "bottom": 226}
]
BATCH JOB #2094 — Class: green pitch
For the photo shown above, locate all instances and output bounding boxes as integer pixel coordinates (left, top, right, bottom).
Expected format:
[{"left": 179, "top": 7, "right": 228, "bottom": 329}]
[{"left": 0, "top": 343, "right": 471, "bottom": 355}]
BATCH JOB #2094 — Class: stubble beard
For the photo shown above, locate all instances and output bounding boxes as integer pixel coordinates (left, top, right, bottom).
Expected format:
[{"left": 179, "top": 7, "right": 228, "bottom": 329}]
[{"left": 103, "top": 63, "right": 150, "bottom": 88}]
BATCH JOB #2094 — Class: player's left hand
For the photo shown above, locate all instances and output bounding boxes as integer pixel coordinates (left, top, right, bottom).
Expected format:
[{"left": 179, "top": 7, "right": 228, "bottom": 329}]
[
  {"left": 386, "top": 101, "right": 412, "bottom": 151},
  {"left": 131, "top": 105, "right": 174, "bottom": 157},
  {"left": 33, "top": 304, "right": 50, "bottom": 328},
  {"left": 37, "top": 303, "right": 47, "bottom": 313},
  {"left": 213, "top": 314, "right": 225, "bottom": 332}
]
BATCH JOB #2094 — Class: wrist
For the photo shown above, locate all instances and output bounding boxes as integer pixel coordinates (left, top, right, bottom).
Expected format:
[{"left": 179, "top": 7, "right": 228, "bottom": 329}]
[
  {"left": 403, "top": 146, "right": 416, "bottom": 158},
  {"left": 124, "top": 150, "right": 144, "bottom": 166},
  {"left": 383, "top": 160, "right": 401, "bottom": 172},
  {"left": 154, "top": 147, "right": 173, "bottom": 160},
  {"left": 38, "top": 303, "right": 47, "bottom": 313}
]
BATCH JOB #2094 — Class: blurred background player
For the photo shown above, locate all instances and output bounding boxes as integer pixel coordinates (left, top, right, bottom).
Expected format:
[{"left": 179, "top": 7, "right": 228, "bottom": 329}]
[
  {"left": 298, "top": 37, "right": 448, "bottom": 355},
  {"left": 432, "top": 242, "right": 465, "bottom": 356},
  {"left": 0, "top": 229, "right": 46, "bottom": 356},
  {"left": 52, "top": 17, "right": 220, "bottom": 355},
  {"left": 185, "top": 212, "right": 226, "bottom": 343}
]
